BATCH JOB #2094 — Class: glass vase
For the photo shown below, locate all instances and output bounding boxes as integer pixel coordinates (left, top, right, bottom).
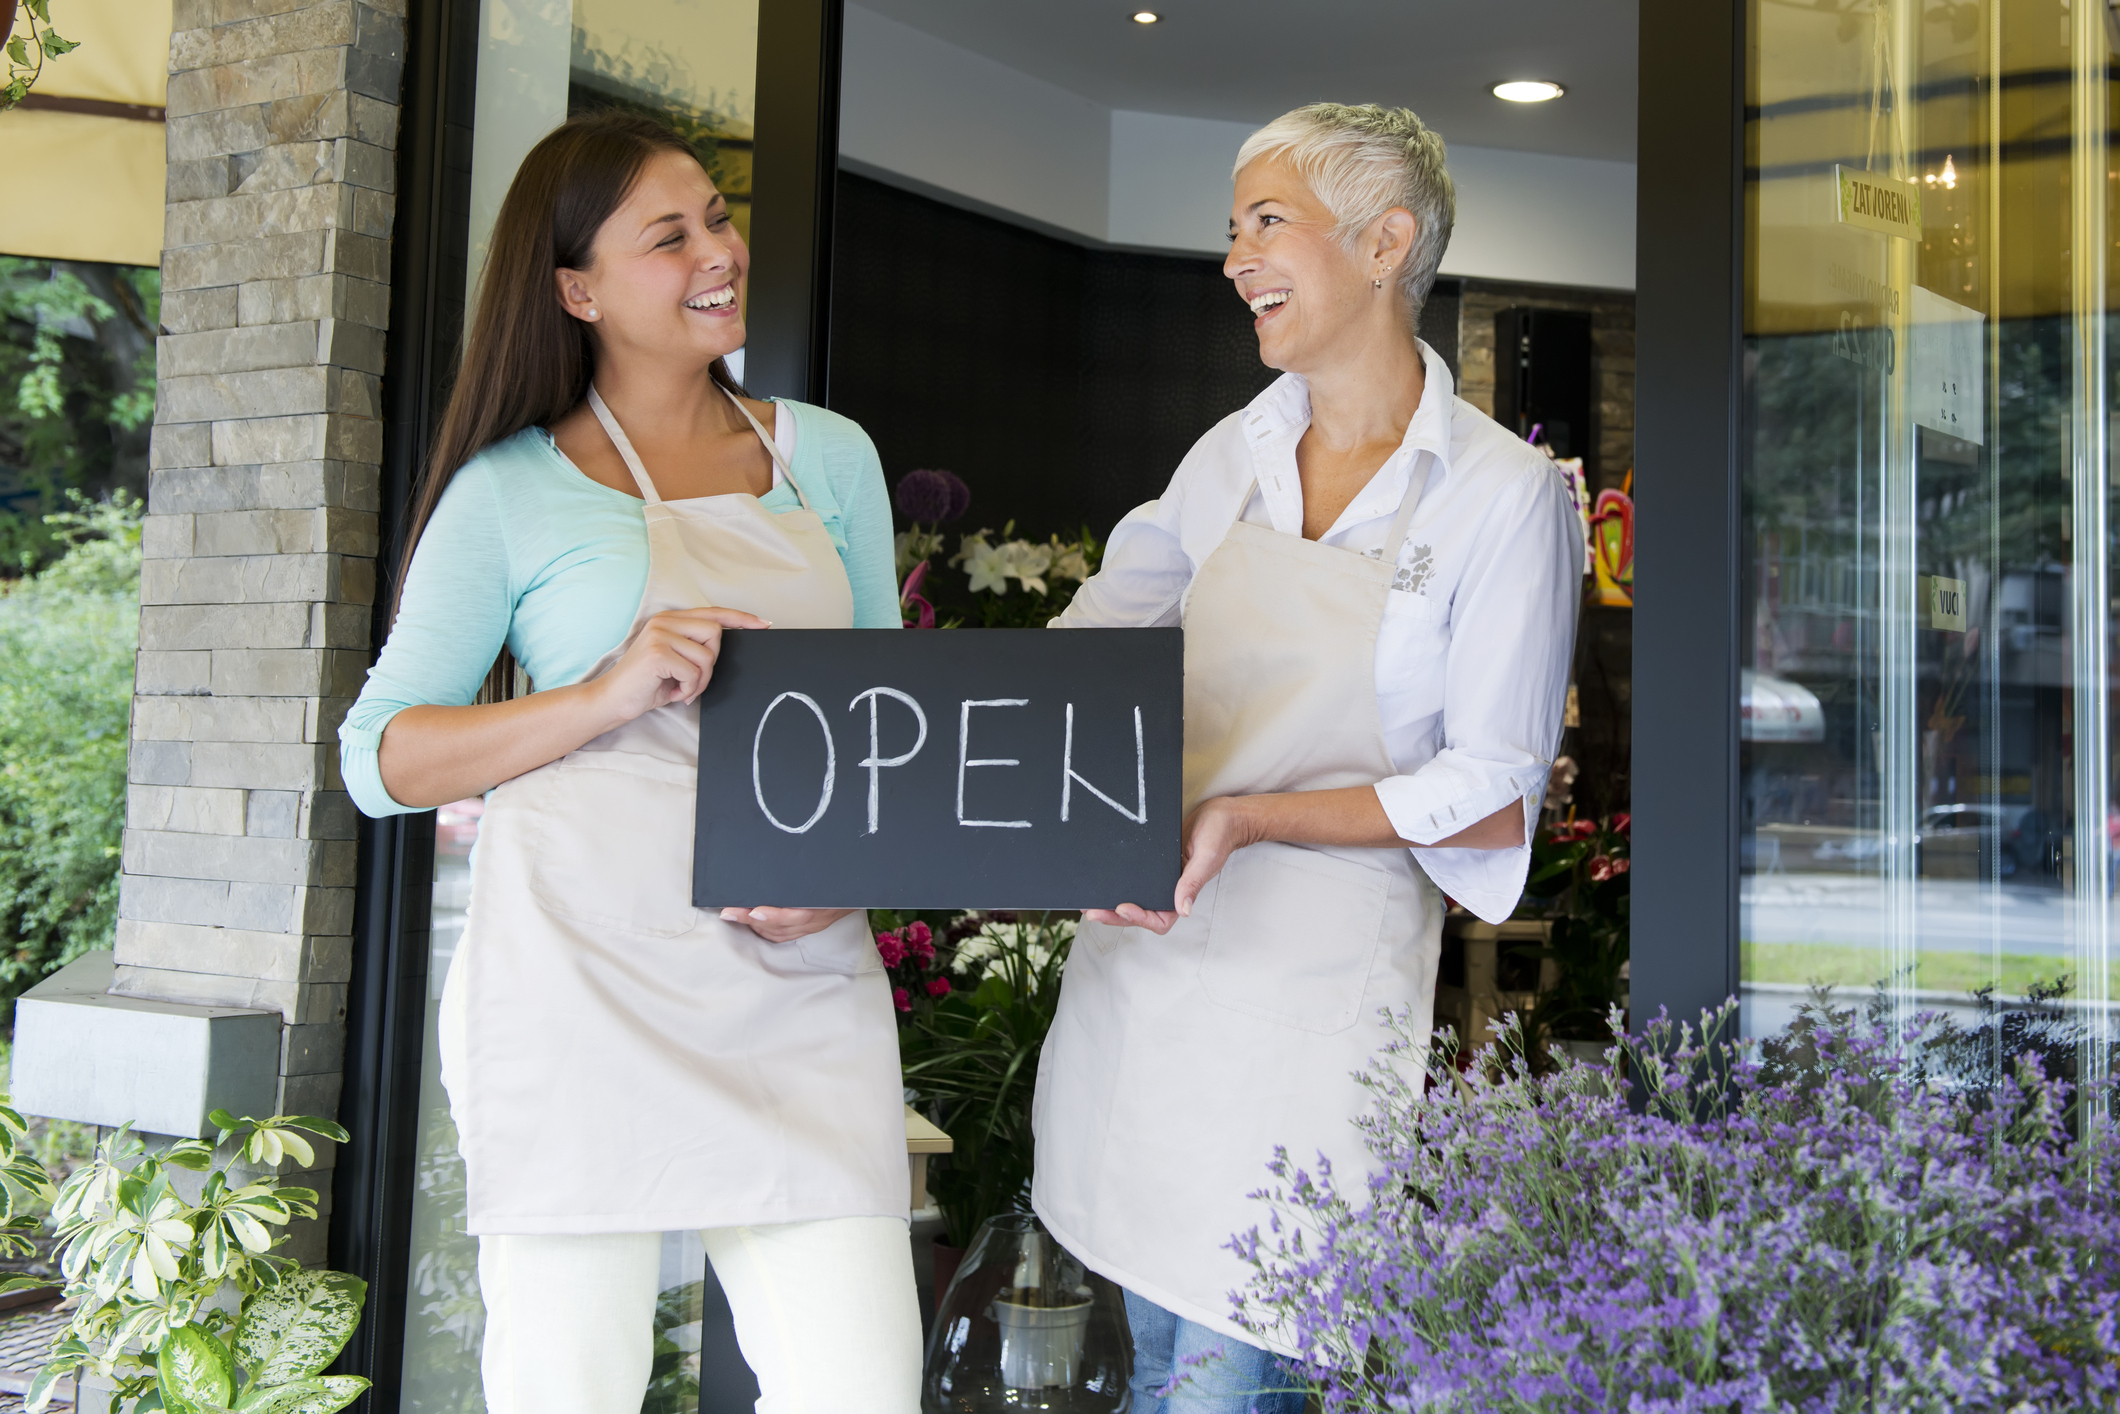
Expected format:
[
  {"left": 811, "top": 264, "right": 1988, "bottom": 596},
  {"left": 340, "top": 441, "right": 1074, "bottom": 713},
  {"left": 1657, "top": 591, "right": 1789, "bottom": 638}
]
[{"left": 921, "top": 1212, "right": 1132, "bottom": 1412}]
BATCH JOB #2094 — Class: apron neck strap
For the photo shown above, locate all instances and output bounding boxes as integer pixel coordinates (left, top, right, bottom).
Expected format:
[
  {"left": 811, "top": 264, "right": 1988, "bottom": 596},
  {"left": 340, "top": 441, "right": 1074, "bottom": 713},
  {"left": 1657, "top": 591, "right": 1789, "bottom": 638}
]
[
  {"left": 1381, "top": 455, "right": 1429, "bottom": 563},
  {"left": 719, "top": 385, "right": 815, "bottom": 512},
  {"left": 586, "top": 385, "right": 661, "bottom": 504},
  {"left": 584, "top": 383, "right": 817, "bottom": 513}
]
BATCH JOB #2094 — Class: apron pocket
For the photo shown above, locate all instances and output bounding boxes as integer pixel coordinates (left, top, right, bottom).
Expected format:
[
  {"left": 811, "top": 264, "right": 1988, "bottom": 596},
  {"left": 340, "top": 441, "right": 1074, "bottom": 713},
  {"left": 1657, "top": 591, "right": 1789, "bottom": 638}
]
[
  {"left": 529, "top": 753, "right": 701, "bottom": 939},
  {"left": 1200, "top": 842, "right": 1388, "bottom": 1034}
]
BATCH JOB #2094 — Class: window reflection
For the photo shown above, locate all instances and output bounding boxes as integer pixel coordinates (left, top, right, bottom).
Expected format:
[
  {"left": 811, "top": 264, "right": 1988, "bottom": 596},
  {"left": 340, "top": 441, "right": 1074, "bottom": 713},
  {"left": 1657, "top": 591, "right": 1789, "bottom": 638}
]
[{"left": 1741, "top": 0, "right": 2117, "bottom": 1090}]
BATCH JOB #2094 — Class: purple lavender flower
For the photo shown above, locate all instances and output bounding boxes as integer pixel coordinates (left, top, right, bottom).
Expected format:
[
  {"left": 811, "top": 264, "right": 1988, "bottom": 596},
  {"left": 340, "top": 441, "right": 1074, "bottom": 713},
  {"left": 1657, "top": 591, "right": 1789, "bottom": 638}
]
[
  {"left": 1229, "top": 1000, "right": 2120, "bottom": 1413},
  {"left": 894, "top": 468, "right": 970, "bottom": 524}
]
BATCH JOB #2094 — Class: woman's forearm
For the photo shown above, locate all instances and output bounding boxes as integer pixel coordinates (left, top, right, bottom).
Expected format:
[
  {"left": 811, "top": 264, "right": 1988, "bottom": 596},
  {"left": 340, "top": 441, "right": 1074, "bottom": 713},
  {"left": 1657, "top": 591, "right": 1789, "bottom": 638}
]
[
  {"left": 1234, "top": 786, "right": 1527, "bottom": 851},
  {"left": 377, "top": 680, "right": 627, "bottom": 809}
]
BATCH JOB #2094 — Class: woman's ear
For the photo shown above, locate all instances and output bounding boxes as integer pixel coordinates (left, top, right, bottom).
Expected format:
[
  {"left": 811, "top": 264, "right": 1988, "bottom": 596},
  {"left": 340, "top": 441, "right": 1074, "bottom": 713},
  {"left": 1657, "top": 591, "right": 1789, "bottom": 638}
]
[
  {"left": 1373, "top": 209, "right": 1418, "bottom": 280},
  {"left": 555, "top": 268, "right": 600, "bottom": 325}
]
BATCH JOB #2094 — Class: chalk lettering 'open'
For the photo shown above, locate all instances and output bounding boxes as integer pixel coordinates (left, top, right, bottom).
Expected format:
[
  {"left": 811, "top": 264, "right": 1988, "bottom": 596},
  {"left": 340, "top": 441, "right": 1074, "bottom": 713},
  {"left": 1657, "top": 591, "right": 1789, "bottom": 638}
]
[
  {"left": 957, "top": 699, "right": 1031, "bottom": 828},
  {"left": 848, "top": 687, "right": 928, "bottom": 835},
  {"left": 752, "top": 692, "right": 835, "bottom": 834},
  {"left": 1062, "top": 703, "right": 1146, "bottom": 824}
]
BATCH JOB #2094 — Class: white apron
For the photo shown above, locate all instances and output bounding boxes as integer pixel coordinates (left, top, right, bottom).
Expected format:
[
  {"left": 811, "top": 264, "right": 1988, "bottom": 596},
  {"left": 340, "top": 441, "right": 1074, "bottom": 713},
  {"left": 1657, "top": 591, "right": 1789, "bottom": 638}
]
[
  {"left": 440, "top": 386, "right": 907, "bottom": 1235},
  {"left": 1031, "top": 473, "right": 1442, "bottom": 1354}
]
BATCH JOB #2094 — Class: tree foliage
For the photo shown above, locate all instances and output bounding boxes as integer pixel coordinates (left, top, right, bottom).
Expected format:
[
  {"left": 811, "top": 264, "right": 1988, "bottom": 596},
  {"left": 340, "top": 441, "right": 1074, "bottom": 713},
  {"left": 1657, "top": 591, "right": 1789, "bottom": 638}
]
[
  {"left": 0, "top": 258, "right": 157, "bottom": 571},
  {"left": 0, "top": 493, "right": 138, "bottom": 1005}
]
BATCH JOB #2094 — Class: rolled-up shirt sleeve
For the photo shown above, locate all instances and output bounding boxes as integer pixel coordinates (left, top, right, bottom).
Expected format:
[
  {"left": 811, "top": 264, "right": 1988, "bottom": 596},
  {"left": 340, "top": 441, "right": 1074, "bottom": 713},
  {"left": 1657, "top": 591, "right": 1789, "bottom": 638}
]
[
  {"left": 1052, "top": 496, "right": 1194, "bottom": 630},
  {"left": 1376, "top": 461, "right": 1582, "bottom": 921},
  {"left": 339, "top": 464, "right": 515, "bottom": 817}
]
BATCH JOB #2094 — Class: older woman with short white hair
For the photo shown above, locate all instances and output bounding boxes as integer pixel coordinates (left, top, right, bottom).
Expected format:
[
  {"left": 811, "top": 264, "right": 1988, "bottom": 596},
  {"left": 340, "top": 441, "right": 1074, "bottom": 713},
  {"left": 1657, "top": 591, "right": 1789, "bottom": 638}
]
[{"left": 1032, "top": 104, "right": 1581, "bottom": 1412}]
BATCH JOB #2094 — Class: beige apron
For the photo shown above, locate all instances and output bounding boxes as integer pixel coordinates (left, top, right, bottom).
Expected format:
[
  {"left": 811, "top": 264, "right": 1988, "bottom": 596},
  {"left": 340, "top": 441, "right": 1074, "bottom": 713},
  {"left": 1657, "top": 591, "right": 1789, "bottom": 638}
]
[
  {"left": 440, "top": 386, "right": 907, "bottom": 1235},
  {"left": 1031, "top": 472, "right": 1442, "bottom": 1353}
]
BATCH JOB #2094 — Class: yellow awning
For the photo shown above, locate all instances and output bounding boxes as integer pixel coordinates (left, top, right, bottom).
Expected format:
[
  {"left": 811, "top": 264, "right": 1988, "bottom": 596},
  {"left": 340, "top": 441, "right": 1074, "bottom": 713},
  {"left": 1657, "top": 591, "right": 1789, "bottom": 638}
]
[{"left": 0, "top": 0, "right": 172, "bottom": 268}]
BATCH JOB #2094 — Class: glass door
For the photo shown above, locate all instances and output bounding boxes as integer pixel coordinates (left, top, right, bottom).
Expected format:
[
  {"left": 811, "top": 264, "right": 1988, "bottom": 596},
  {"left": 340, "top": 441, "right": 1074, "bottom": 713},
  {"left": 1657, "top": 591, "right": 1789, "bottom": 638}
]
[
  {"left": 1742, "top": 0, "right": 2116, "bottom": 1094},
  {"left": 398, "top": 3, "right": 761, "bottom": 1409}
]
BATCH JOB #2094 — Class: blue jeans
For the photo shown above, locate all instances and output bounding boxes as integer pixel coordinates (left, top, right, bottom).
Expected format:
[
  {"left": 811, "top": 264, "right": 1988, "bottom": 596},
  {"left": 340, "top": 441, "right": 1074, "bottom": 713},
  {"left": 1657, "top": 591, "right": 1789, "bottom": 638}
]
[{"left": 1123, "top": 1289, "right": 1308, "bottom": 1414}]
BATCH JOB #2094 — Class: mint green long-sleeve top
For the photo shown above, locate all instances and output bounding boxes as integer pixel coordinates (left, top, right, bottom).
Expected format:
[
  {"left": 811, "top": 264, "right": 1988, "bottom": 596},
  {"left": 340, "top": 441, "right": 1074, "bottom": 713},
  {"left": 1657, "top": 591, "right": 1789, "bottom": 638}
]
[{"left": 340, "top": 399, "right": 901, "bottom": 818}]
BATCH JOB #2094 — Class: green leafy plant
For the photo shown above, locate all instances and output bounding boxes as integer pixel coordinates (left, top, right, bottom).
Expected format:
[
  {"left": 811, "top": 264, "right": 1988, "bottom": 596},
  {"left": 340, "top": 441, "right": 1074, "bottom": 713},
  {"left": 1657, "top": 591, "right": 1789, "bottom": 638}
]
[
  {"left": 899, "top": 913, "right": 1074, "bottom": 1248},
  {"left": 3, "top": 0, "right": 77, "bottom": 111},
  {"left": 1513, "top": 813, "right": 1630, "bottom": 1047},
  {"left": 0, "top": 492, "right": 138, "bottom": 1010},
  {"left": 27, "top": 1109, "right": 368, "bottom": 1414}
]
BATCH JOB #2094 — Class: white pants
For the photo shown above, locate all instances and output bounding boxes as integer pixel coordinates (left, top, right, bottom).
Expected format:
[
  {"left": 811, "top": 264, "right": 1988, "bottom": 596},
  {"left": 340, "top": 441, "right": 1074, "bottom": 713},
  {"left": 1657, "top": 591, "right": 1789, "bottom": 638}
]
[{"left": 477, "top": 1218, "right": 922, "bottom": 1414}]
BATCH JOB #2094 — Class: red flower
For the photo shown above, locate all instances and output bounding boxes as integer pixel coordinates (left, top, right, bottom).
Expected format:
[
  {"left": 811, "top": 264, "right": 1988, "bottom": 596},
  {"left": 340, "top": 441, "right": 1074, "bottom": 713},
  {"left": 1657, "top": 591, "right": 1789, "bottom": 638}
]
[
  {"left": 1611, "top": 857, "right": 1630, "bottom": 875},
  {"left": 1588, "top": 855, "right": 1616, "bottom": 882},
  {"left": 892, "top": 987, "right": 912, "bottom": 1014},
  {"left": 875, "top": 931, "right": 907, "bottom": 967},
  {"left": 905, "top": 920, "right": 935, "bottom": 963},
  {"left": 925, "top": 976, "right": 952, "bottom": 998},
  {"left": 1551, "top": 819, "right": 1598, "bottom": 843},
  {"left": 1610, "top": 812, "right": 1632, "bottom": 836}
]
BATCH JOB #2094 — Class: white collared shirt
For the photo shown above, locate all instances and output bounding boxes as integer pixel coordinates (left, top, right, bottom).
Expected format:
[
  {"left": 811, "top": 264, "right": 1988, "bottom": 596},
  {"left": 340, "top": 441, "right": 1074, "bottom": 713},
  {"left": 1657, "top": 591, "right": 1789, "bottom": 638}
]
[{"left": 1055, "top": 342, "right": 1583, "bottom": 922}]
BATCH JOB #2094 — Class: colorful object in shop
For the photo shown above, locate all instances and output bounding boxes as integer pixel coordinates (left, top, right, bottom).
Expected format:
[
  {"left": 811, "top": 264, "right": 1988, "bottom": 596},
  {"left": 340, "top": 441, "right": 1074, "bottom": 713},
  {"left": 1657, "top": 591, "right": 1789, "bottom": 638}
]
[{"left": 1590, "top": 486, "right": 1633, "bottom": 607}]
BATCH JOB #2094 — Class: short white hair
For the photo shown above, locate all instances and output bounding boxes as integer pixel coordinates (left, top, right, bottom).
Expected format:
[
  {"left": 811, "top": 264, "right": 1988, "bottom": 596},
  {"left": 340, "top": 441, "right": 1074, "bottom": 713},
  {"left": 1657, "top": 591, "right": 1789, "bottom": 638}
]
[{"left": 1234, "top": 103, "right": 1455, "bottom": 325}]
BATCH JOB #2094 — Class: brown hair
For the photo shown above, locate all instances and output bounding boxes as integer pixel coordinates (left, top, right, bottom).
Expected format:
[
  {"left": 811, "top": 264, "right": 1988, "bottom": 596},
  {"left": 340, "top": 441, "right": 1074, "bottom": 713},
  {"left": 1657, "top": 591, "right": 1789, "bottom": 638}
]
[{"left": 392, "top": 110, "right": 743, "bottom": 696}]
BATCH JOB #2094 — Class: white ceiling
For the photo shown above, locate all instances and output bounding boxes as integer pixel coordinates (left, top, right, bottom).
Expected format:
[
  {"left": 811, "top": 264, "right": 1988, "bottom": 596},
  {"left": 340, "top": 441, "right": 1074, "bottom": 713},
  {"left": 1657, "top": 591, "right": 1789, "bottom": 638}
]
[{"left": 847, "top": 0, "right": 1640, "bottom": 164}]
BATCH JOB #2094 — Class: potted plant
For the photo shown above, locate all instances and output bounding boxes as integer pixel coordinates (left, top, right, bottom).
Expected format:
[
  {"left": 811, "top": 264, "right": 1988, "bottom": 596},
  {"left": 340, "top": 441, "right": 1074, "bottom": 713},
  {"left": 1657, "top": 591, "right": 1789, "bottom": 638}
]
[
  {"left": 13, "top": 1106, "right": 368, "bottom": 1414},
  {"left": 1510, "top": 811, "right": 1629, "bottom": 1064},
  {"left": 896, "top": 912, "right": 1073, "bottom": 1288}
]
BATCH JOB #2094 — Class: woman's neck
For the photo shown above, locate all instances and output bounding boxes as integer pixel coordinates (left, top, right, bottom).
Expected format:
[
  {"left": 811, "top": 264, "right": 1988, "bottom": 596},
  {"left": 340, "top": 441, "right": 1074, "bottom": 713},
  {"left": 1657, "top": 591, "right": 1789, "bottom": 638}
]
[
  {"left": 592, "top": 350, "right": 740, "bottom": 438},
  {"left": 1298, "top": 322, "right": 1427, "bottom": 452}
]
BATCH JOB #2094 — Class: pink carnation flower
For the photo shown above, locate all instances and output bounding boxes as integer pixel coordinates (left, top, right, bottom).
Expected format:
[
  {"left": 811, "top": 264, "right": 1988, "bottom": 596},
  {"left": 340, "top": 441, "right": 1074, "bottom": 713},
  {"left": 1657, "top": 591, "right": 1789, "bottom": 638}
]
[
  {"left": 875, "top": 931, "right": 907, "bottom": 967},
  {"left": 926, "top": 976, "right": 952, "bottom": 998},
  {"left": 892, "top": 986, "right": 912, "bottom": 1014}
]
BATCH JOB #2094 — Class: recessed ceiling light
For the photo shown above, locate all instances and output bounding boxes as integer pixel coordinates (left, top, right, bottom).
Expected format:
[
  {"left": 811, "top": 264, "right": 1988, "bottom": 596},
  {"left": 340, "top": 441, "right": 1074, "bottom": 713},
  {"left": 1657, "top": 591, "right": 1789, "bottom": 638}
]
[
  {"left": 1132, "top": 10, "right": 1160, "bottom": 22},
  {"left": 1493, "top": 79, "right": 1565, "bottom": 103}
]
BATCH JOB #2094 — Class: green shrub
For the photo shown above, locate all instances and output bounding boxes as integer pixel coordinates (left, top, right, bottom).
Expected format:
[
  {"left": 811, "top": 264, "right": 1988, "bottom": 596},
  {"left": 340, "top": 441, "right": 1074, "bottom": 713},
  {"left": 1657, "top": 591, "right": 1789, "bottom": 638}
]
[{"left": 0, "top": 493, "right": 138, "bottom": 1005}]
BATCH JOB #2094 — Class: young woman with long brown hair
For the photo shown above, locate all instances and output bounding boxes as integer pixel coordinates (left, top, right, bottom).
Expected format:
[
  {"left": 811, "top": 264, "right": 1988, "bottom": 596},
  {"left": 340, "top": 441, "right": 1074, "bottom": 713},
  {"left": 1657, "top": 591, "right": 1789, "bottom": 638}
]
[{"left": 339, "top": 112, "right": 919, "bottom": 1413}]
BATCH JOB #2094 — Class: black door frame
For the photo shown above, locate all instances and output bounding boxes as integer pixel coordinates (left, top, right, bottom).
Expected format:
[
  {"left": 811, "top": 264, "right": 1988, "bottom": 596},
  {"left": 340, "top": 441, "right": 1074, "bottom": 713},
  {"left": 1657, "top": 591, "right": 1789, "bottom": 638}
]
[
  {"left": 1632, "top": 0, "right": 1746, "bottom": 1032},
  {"left": 332, "top": 4, "right": 847, "bottom": 1405}
]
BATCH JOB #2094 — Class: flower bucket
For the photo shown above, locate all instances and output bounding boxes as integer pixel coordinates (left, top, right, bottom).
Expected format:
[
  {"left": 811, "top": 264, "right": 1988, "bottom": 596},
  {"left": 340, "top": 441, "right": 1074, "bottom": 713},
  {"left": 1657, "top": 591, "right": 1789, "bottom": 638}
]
[{"left": 988, "top": 1292, "right": 1092, "bottom": 1389}]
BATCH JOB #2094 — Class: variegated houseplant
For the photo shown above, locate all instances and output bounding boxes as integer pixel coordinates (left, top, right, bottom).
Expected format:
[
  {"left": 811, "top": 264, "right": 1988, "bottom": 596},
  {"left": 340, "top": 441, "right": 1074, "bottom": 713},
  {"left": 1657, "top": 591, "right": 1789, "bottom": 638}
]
[{"left": 8, "top": 1104, "right": 369, "bottom": 1414}]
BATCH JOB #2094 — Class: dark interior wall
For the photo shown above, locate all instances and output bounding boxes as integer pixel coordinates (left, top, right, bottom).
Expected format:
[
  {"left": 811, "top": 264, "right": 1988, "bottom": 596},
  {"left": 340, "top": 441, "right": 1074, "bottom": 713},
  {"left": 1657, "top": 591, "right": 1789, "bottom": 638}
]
[{"left": 825, "top": 170, "right": 1463, "bottom": 538}]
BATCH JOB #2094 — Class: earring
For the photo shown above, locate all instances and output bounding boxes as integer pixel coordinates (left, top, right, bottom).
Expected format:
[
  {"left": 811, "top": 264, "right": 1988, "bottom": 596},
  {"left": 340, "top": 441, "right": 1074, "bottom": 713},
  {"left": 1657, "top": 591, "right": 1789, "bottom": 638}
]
[
  {"left": 586, "top": 307, "right": 599, "bottom": 320},
  {"left": 1373, "top": 266, "right": 1390, "bottom": 289}
]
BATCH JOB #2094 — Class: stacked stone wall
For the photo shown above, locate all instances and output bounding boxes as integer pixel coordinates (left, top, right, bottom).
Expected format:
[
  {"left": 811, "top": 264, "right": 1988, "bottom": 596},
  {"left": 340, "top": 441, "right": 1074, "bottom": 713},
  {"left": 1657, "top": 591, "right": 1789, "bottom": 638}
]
[{"left": 115, "top": 0, "right": 404, "bottom": 1261}]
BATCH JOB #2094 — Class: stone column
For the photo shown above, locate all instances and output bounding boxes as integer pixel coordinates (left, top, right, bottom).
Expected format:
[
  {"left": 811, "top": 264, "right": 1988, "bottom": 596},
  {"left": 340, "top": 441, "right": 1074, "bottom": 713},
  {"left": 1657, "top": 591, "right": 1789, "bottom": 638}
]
[{"left": 112, "top": 0, "right": 404, "bottom": 1260}]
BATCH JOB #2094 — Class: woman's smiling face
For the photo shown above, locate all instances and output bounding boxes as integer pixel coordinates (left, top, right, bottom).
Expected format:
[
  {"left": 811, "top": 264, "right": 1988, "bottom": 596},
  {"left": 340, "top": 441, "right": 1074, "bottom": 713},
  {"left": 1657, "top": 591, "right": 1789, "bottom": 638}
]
[
  {"left": 557, "top": 147, "right": 748, "bottom": 368},
  {"left": 1224, "top": 155, "right": 1378, "bottom": 375}
]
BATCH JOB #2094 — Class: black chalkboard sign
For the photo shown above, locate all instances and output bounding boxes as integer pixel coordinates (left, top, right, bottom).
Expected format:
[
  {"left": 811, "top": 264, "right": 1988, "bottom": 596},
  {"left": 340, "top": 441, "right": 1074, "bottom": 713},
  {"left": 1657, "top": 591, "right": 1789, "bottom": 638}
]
[{"left": 693, "top": 628, "right": 1183, "bottom": 910}]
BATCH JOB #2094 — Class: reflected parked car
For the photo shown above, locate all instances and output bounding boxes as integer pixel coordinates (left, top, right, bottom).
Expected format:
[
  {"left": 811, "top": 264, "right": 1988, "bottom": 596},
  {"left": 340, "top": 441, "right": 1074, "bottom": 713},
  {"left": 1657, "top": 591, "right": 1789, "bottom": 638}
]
[{"left": 1917, "top": 803, "right": 2058, "bottom": 880}]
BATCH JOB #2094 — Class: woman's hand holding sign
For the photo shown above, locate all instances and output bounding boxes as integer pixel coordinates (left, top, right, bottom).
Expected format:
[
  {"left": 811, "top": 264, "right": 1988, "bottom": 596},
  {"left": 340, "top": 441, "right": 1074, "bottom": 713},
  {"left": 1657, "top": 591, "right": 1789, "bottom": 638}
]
[
  {"left": 1085, "top": 787, "right": 1528, "bottom": 934},
  {"left": 597, "top": 606, "right": 769, "bottom": 714}
]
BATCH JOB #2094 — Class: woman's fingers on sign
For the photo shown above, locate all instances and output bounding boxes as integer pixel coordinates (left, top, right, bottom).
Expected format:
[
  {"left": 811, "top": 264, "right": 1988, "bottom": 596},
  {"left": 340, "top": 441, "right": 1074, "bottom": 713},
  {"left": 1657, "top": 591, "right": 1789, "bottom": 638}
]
[{"left": 1083, "top": 905, "right": 1180, "bottom": 934}]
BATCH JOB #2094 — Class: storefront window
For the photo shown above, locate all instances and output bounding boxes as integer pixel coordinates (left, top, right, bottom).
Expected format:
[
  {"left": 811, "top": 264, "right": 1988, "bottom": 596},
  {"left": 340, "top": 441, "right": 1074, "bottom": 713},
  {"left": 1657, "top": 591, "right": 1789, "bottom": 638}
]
[
  {"left": 1742, "top": 0, "right": 2116, "bottom": 1087},
  {"left": 398, "top": 3, "right": 760, "bottom": 1408}
]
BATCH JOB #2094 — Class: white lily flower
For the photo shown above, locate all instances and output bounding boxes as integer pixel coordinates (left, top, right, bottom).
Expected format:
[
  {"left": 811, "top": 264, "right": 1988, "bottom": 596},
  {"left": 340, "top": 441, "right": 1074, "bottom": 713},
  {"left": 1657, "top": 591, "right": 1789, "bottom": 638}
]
[
  {"left": 1002, "top": 541, "right": 1053, "bottom": 595},
  {"left": 964, "top": 542, "right": 1011, "bottom": 595},
  {"left": 1052, "top": 546, "right": 1091, "bottom": 583}
]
